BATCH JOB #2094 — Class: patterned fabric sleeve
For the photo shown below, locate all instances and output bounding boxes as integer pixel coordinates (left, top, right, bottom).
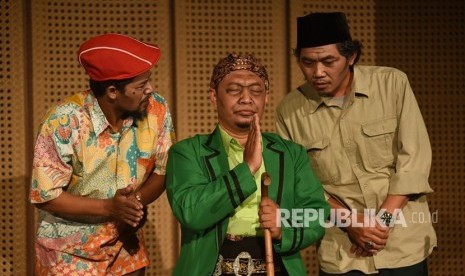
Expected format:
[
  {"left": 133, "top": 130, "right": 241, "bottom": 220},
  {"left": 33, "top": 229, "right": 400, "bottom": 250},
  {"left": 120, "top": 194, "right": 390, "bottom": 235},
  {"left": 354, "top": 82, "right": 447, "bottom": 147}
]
[
  {"left": 153, "top": 95, "right": 176, "bottom": 175},
  {"left": 30, "top": 113, "right": 74, "bottom": 203}
]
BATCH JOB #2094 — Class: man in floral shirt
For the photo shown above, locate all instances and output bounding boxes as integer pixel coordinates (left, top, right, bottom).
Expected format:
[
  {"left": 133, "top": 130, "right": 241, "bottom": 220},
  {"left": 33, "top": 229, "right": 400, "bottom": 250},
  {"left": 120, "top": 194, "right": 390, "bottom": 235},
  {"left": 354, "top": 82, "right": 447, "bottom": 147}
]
[{"left": 30, "top": 33, "right": 175, "bottom": 275}]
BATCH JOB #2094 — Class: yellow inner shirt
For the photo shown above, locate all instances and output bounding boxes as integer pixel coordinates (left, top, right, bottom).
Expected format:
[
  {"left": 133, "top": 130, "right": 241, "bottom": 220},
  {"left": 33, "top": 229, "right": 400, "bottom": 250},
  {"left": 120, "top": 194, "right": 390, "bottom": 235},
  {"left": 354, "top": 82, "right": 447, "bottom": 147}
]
[{"left": 219, "top": 125, "right": 265, "bottom": 237}]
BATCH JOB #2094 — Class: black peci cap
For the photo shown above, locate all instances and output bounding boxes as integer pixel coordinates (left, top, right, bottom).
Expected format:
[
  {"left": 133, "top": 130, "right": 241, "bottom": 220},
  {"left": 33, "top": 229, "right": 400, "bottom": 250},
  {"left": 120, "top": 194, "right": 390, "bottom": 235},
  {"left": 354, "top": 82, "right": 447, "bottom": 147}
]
[{"left": 297, "top": 12, "right": 352, "bottom": 48}]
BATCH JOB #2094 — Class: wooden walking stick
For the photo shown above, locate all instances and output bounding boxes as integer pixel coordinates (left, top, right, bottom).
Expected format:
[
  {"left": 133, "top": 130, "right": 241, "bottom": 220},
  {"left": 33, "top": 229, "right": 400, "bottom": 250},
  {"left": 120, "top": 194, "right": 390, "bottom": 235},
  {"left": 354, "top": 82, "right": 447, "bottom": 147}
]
[{"left": 261, "top": 172, "right": 275, "bottom": 276}]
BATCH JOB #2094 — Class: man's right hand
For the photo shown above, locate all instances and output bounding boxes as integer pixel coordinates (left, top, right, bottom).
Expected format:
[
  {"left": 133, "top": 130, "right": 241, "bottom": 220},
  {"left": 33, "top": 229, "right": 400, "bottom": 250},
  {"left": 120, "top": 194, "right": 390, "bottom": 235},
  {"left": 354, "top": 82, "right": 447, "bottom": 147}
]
[
  {"left": 107, "top": 186, "right": 144, "bottom": 227},
  {"left": 244, "top": 114, "right": 262, "bottom": 175}
]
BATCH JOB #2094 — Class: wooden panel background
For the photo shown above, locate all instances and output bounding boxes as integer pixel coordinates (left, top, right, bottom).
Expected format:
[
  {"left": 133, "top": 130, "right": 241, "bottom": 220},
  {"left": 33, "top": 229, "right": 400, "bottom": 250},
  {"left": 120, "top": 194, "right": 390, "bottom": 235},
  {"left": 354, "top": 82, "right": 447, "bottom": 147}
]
[
  {"left": 0, "top": 0, "right": 463, "bottom": 275},
  {"left": 0, "top": 0, "right": 28, "bottom": 275},
  {"left": 375, "top": 1, "right": 465, "bottom": 275}
]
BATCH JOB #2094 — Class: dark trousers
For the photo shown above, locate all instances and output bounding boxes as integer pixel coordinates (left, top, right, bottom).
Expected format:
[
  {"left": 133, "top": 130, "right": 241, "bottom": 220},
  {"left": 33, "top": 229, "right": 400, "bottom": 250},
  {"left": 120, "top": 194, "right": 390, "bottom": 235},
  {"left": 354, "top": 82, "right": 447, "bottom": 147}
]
[{"left": 319, "top": 259, "right": 428, "bottom": 276}]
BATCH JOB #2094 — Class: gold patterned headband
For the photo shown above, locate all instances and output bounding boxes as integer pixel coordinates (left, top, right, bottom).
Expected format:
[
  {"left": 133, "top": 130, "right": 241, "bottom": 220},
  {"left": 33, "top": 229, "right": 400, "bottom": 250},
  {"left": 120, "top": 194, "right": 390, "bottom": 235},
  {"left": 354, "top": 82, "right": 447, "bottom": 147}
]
[{"left": 209, "top": 53, "right": 270, "bottom": 90}]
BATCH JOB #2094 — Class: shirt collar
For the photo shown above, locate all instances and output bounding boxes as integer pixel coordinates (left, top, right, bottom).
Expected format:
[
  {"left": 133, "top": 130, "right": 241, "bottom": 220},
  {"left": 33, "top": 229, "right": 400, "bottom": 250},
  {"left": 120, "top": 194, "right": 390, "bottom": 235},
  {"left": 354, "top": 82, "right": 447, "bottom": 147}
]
[
  {"left": 218, "top": 124, "right": 243, "bottom": 155},
  {"left": 299, "top": 66, "right": 370, "bottom": 114},
  {"left": 352, "top": 66, "right": 370, "bottom": 98},
  {"left": 218, "top": 124, "right": 266, "bottom": 156},
  {"left": 85, "top": 91, "right": 134, "bottom": 136}
]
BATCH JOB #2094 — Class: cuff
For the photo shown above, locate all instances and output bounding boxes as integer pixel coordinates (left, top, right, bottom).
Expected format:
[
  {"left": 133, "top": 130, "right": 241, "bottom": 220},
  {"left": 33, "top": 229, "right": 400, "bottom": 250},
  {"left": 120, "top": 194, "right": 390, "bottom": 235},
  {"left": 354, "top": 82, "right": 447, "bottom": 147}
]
[{"left": 389, "top": 171, "right": 434, "bottom": 195}]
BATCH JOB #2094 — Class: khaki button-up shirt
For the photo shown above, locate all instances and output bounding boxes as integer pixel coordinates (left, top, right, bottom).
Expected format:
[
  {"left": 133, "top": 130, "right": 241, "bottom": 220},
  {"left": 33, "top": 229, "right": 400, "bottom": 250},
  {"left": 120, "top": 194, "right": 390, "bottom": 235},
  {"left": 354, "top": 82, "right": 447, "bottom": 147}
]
[{"left": 276, "top": 65, "right": 436, "bottom": 273}]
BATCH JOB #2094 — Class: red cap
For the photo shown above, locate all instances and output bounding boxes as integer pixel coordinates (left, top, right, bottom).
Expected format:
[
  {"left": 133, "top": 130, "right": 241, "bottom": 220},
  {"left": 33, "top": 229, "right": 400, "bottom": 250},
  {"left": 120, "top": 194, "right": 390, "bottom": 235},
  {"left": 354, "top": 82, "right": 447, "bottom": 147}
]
[{"left": 78, "top": 33, "right": 161, "bottom": 81}]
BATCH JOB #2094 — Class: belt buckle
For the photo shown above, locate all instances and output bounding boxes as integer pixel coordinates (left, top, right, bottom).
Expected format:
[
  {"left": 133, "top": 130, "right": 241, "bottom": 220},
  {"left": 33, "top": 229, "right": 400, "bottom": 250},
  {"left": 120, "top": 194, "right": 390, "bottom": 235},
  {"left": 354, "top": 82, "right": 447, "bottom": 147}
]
[
  {"left": 225, "top": 233, "right": 244, "bottom": 241},
  {"left": 233, "top": 252, "right": 253, "bottom": 276},
  {"left": 213, "top": 252, "right": 256, "bottom": 276}
]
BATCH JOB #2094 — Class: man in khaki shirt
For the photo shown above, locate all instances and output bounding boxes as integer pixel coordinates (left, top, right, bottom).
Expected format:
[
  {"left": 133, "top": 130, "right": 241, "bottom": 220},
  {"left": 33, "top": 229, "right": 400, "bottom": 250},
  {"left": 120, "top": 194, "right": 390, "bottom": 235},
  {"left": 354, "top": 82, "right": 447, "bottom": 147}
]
[{"left": 276, "top": 12, "right": 436, "bottom": 275}]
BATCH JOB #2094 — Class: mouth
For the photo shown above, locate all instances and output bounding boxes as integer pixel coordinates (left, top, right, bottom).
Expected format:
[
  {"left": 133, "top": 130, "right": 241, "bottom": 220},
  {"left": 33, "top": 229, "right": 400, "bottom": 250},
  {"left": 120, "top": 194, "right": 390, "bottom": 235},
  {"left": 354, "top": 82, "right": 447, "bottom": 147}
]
[
  {"left": 139, "top": 98, "right": 150, "bottom": 110},
  {"left": 141, "top": 97, "right": 150, "bottom": 104},
  {"left": 235, "top": 110, "right": 256, "bottom": 116},
  {"left": 312, "top": 81, "right": 328, "bottom": 89}
]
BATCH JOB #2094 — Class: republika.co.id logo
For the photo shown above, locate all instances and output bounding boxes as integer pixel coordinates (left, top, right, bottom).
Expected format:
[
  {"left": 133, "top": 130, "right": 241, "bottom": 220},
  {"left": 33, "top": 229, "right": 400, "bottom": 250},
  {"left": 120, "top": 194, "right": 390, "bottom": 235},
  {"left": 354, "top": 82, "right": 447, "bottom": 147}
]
[{"left": 277, "top": 208, "right": 438, "bottom": 228}]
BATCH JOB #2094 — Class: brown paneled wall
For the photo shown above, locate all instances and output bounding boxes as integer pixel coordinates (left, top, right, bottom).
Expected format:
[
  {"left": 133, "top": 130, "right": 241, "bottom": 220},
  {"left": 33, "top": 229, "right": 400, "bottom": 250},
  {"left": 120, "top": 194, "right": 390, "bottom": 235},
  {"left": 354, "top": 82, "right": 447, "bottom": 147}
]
[
  {"left": 0, "top": 0, "right": 463, "bottom": 275},
  {"left": 375, "top": 1, "right": 465, "bottom": 275},
  {"left": 0, "top": 0, "right": 29, "bottom": 275}
]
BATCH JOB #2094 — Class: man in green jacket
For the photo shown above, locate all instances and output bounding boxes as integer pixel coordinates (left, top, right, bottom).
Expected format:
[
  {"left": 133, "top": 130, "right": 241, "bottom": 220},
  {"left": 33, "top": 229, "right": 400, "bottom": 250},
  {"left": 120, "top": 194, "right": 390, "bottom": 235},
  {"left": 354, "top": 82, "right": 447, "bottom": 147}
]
[{"left": 166, "top": 53, "right": 329, "bottom": 275}]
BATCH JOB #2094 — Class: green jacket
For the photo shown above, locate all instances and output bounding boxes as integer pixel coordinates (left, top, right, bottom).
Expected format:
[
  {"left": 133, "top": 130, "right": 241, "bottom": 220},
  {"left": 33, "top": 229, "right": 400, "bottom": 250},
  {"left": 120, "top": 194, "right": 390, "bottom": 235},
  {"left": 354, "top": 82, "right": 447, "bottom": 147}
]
[{"left": 166, "top": 127, "right": 329, "bottom": 275}]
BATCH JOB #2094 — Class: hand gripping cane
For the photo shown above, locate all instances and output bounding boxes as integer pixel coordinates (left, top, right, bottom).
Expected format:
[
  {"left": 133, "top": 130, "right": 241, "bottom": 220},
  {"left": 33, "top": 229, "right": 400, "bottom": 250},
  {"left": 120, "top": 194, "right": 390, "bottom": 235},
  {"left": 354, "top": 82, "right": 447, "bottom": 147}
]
[{"left": 261, "top": 172, "right": 275, "bottom": 276}]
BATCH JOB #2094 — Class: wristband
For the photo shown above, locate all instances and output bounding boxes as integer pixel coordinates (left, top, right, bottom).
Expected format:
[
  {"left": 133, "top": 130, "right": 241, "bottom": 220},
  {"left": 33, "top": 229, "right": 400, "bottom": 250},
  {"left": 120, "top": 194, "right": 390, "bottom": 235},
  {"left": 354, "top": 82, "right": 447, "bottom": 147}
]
[{"left": 380, "top": 211, "right": 393, "bottom": 227}]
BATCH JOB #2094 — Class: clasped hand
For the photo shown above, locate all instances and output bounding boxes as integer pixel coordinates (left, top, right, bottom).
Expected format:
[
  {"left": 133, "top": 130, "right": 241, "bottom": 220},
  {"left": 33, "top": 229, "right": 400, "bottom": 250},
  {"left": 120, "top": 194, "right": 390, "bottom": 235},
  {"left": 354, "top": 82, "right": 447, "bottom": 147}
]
[
  {"left": 244, "top": 114, "right": 262, "bottom": 175},
  {"left": 347, "top": 212, "right": 390, "bottom": 257},
  {"left": 243, "top": 115, "right": 282, "bottom": 240},
  {"left": 109, "top": 185, "right": 144, "bottom": 228}
]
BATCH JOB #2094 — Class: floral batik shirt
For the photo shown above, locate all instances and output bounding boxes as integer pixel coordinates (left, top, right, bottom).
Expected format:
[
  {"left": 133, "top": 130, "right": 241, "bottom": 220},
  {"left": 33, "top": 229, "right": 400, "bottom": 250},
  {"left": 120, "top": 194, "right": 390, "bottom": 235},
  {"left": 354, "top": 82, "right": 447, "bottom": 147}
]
[{"left": 30, "top": 90, "right": 175, "bottom": 275}]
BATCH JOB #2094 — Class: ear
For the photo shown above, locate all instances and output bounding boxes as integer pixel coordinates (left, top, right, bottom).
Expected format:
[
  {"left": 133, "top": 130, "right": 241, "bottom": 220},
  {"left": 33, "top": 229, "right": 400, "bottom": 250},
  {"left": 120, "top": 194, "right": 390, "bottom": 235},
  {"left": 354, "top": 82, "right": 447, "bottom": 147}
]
[
  {"left": 265, "top": 90, "right": 269, "bottom": 104},
  {"left": 209, "top": 88, "right": 218, "bottom": 108},
  {"left": 106, "top": 86, "right": 118, "bottom": 100},
  {"left": 348, "top": 53, "right": 357, "bottom": 66}
]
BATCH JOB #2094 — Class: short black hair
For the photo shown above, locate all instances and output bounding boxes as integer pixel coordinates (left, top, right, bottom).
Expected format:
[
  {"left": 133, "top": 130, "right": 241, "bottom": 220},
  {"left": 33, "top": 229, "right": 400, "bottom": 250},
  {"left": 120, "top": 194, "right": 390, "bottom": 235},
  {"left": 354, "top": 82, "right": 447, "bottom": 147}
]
[
  {"left": 89, "top": 77, "right": 135, "bottom": 97},
  {"left": 336, "top": 40, "right": 363, "bottom": 67},
  {"left": 293, "top": 40, "right": 363, "bottom": 68}
]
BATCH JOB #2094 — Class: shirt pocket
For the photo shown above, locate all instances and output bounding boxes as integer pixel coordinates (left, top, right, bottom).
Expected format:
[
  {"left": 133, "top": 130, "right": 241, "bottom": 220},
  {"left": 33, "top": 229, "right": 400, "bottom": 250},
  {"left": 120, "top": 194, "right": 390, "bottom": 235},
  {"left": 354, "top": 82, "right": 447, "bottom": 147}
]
[
  {"left": 305, "top": 138, "right": 333, "bottom": 183},
  {"left": 361, "top": 117, "right": 397, "bottom": 168}
]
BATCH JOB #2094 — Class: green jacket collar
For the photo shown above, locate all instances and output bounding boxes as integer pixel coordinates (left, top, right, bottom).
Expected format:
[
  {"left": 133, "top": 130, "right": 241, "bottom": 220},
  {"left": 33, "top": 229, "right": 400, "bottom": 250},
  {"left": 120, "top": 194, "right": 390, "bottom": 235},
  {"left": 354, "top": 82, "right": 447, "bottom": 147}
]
[{"left": 202, "top": 125, "right": 286, "bottom": 205}]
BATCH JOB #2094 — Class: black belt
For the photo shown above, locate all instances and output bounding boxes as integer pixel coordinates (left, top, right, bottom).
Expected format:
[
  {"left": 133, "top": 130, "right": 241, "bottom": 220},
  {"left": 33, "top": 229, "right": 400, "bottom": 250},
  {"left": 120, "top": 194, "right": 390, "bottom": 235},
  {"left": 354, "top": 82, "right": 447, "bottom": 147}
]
[{"left": 213, "top": 236, "right": 286, "bottom": 276}]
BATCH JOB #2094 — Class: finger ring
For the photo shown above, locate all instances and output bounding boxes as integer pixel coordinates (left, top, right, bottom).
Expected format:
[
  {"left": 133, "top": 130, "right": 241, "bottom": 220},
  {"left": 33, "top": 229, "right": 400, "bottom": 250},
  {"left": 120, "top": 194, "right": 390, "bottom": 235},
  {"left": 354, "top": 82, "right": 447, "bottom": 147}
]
[
  {"left": 135, "top": 193, "right": 142, "bottom": 202},
  {"left": 364, "top": 241, "right": 373, "bottom": 250}
]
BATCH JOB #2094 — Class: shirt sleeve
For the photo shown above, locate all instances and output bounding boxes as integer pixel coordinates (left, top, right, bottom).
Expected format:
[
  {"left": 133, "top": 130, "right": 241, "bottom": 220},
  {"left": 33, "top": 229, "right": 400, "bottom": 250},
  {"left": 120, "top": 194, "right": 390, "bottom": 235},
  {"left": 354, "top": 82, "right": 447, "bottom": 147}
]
[
  {"left": 389, "top": 75, "right": 433, "bottom": 195},
  {"left": 166, "top": 140, "right": 257, "bottom": 232},
  {"left": 275, "top": 106, "right": 292, "bottom": 140},
  {"left": 153, "top": 98, "right": 176, "bottom": 176},
  {"left": 30, "top": 115, "right": 73, "bottom": 203}
]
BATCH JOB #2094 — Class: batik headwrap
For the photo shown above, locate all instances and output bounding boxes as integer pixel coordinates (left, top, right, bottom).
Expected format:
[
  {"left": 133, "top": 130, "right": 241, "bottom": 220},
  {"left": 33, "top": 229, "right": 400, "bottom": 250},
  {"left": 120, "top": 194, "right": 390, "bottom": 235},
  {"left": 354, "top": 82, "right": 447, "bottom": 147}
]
[{"left": 209, "top": 53, "right": 270, "bottom": 91}]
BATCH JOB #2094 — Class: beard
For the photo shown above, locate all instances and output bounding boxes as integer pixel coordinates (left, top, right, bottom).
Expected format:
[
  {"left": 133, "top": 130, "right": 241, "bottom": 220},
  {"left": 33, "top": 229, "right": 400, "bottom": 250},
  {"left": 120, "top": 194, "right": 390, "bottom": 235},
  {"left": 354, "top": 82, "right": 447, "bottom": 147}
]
[
  {"left": 236, "top": 121, "right": 252, "bottom": 129},
  {"left": 234, "top": 113, "right": 256, "bottom": 129},
  {"left": 122, "top": 109, "right": 148, "bottom": 123},
  {"left": 122, "top": 98, "right": 150, "bottom": 123},
  {"left": 127, "top": 110, "right": 147, "bottom": 122}
]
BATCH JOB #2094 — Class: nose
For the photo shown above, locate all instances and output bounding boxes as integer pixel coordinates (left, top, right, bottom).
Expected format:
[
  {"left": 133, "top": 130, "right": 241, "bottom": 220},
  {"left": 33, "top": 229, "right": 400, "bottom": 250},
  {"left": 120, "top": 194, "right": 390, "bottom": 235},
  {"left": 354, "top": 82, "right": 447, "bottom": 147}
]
[
  {"left": 143, "top": 83, "right": 154, "bottom": 95},
  {"left": 313, "top": 63, "right": 326, "bottom": 79},
  {"left": 239, "top": 89, "right": 253, "bottom": 104}
]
